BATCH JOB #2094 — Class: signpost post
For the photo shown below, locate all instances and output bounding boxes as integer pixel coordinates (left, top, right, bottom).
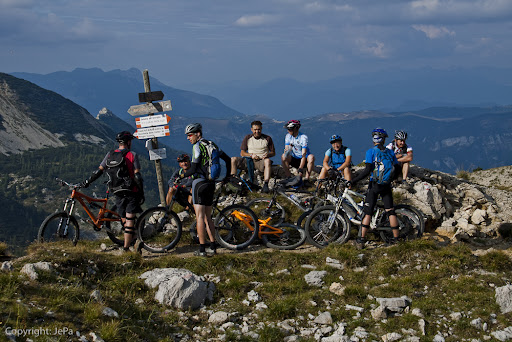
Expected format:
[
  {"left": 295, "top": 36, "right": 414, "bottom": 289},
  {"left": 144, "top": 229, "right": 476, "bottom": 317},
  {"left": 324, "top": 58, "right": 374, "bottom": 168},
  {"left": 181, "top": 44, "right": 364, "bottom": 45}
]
[{"left": 130, "top": 69, "right": 168, "bottom": 206}]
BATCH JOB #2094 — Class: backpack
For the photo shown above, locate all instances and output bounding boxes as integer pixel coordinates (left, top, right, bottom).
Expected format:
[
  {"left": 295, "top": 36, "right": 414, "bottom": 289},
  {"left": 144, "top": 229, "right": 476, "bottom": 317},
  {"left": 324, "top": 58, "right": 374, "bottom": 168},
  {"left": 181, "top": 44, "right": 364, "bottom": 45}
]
[
  {"left": 105, "top": 149, "right": 133, "bottom": 193},
  {"left": 329, "top": 146, "right": 350, "bottom": 168},
  {"left": 371, "top": 146, "right": 396, "bottom": 185},
  {"left": 198, "top": 139, "right": 221, "bottom": 180}
]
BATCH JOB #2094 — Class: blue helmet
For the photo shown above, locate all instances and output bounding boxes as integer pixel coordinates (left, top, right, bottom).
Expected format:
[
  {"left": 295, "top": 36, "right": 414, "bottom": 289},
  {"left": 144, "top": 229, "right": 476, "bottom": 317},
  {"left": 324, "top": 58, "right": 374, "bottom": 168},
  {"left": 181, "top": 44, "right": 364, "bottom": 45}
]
[
  {"left": 372, "top": 127, "right": 388, "bottom": 138},
  {"left": 329, "top": 134, "right": 342, "bottom": 143}
]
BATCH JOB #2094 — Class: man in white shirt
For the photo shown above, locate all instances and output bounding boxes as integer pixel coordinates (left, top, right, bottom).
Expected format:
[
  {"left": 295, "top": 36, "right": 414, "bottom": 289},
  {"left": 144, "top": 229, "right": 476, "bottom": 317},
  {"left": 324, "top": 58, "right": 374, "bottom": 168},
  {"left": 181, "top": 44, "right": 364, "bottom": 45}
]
[{"left": 281, "top": 119, "right": 315, "bottom": 183}]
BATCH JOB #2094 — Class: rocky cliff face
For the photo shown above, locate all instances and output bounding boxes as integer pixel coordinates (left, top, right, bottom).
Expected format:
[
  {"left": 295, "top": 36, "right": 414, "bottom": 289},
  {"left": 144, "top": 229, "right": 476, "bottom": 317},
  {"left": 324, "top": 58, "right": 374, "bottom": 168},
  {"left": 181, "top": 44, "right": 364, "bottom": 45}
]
[{"left": 0, "top": 81, "right": 65, "bottom": 155}]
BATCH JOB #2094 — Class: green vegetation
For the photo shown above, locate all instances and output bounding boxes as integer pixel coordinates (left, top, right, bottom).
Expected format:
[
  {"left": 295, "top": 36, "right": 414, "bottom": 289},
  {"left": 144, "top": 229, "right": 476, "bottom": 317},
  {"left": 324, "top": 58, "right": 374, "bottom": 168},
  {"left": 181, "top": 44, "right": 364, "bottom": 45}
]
[
  {"left": 1, "top": 239, "right": 510, "bottom": 341},
  {"left": 456, "top": 170, "right": 470, "bottom": 180},
  {"left": 0, "top": 143, "right": 176, "bottom": 256}
]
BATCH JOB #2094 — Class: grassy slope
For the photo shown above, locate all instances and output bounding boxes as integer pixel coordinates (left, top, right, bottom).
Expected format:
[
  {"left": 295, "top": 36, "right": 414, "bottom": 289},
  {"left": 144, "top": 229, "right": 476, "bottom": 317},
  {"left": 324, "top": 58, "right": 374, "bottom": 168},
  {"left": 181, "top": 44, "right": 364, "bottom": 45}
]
[{"left": 1, "top": 239, "right": 511, "bottom": 341}]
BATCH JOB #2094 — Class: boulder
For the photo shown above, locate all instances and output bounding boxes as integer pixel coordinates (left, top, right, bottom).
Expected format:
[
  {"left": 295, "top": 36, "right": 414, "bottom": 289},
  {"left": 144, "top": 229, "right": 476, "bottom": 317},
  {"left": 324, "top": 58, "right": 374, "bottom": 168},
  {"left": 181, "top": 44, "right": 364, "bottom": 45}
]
[
  {"left": 140, "top": 268, "right": 215, "bottom": 310},
  {"left": 496, "top": 284, "right": 512, "bottom": 314}
]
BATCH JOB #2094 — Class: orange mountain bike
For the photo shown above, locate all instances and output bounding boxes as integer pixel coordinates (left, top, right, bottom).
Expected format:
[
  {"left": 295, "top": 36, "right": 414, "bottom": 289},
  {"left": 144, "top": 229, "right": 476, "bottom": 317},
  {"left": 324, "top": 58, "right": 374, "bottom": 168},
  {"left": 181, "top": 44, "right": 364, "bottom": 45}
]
[{"left": 38, "top": 178, "right": 124, "bottom": 246}]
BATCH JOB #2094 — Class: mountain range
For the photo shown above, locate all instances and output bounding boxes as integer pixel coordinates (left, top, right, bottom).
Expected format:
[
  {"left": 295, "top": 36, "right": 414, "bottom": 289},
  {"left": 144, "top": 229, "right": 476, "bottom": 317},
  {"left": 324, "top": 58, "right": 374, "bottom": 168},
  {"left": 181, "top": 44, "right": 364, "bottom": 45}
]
[{"left": 6, "top": 68, "right": 512, "bottom": 175}]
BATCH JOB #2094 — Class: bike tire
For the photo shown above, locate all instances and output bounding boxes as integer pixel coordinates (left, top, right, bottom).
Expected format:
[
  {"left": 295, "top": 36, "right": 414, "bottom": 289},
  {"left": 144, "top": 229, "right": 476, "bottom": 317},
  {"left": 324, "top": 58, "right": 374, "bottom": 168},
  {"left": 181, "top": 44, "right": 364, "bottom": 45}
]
[
  {"left": 246, "top": 198, "right": 286, "bottom": 226},
  {"left": 305, "top": 205, "right": 350, "bottom": 248},
  {"left": 214, "top": 204, "right": 259, "bottom": 250},
  {"left": 104, "top": 204, "right": 125, "bottom": 246},
  {"left": 378, "top": 205, "right": 425, "bottom": 243},
  {"left": 262, "top": 223, "right": 306, "bottom": 250},
  {"left": 296, "top": 210, "right": 312, "bottom": 228},
  {"left": 38, "top": 212, "right": 79, "bottom": 246},
  {"left": 136, "top": 207, "right": 183, "bottom": 253}
]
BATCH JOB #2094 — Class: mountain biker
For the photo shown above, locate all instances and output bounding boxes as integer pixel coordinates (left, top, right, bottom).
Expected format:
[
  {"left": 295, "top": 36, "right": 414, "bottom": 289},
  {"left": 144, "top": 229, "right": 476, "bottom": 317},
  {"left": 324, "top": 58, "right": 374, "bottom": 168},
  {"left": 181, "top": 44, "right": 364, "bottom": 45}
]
[
  {"left": 387, "top": 130, "right": 413, "bottom": 182},
  {"left": 180, "top": 123, "right": 231, "bottom": 257},
  {"left": 231, "top": 120, "right": 276, "bottom": 193},
  {"left": 166, "top": 154, "right": 194, "bottom": 211},
  {"left": 82, "top": 131, "right": 144, "bottom": 252},
  {"left": 281, "top": 119, "right": 315, "bottom": 185},
  {"left": 317, "top": 134, "right": 352, "bottom": 183},
  {"left": 349, "top": 128, "right": 400, "bottom": 249}
]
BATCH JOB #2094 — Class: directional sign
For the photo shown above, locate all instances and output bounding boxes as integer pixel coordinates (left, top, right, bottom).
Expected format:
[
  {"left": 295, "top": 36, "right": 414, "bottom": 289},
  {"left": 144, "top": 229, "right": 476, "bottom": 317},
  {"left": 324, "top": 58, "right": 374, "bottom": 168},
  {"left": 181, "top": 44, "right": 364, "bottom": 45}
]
[
  {"left": 133, "top": 126, "right": 170, "bottom": 139},
  {"left": 135, "top": 114, "right": 171, "bottom": 128},
  {"left": 127, "top": 100, "right": 172, "bottom": 116},
  {"left": 149, "top": 148, "right": 167, "bottom": 160},
  {"left": 139, "top": 91, "right": 164, "bottom": 103}
]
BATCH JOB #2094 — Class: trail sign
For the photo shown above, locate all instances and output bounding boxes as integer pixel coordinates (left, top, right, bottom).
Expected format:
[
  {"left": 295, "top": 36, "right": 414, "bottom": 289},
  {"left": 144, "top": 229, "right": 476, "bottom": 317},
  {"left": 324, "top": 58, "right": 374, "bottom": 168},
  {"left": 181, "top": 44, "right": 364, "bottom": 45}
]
[
  {"left": 133, "top": 125, "right": 170, "bottom": 139},
  {"left": 139, "top": 91, "right": 164, "bottom": 103},
  {"left": 149, "top": 148, "right": 167, "bottom": 161},
  {"left": 135, "top": 114, "right": 171, "bottom": 128},
  {"left": 127, "top": 100, "right": 172, "bottom": 116}
]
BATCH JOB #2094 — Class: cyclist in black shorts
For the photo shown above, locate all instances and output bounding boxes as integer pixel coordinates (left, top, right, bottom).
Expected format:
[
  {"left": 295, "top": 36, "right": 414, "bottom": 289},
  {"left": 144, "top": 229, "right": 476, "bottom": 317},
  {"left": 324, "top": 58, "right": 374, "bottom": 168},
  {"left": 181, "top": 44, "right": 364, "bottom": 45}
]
[
  {"left": 180, "top": 123, "right": 231, "bottom": 257},
  {"left": 82, "top": 131, "right": 144, "bottom": 252},
  {"left": 166, "top": 154, "right": 194, "bottom": 210},
  {"left": 349, "top": 128, "right": 400, "bottom": 249}
]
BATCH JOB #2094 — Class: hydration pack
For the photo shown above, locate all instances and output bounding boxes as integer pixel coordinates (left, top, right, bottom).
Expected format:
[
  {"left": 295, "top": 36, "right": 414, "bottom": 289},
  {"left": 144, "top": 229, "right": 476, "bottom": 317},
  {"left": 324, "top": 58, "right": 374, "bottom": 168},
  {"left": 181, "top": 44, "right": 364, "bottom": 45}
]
[
  {"left": 329, "top": 146, "right": 352, "bottom": 168},
  {"left": 105, "top": 149, "right": 133, "bottom": 193},
  {"left": 198, "top": 139, "right": 221, "bottom": 180},
  {"left": 371, "top": 146, "right": 395, "bottom": 185}
]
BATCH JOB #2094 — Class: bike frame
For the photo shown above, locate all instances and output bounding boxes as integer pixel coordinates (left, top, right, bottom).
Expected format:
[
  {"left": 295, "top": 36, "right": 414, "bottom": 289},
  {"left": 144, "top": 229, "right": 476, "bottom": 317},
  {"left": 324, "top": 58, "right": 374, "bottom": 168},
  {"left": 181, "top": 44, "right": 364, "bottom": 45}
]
[
  {"left": 334, "top": 187, "right": 383, "bottom": 230},
  {"left": 61, "top": 184, "right": 120, "bottom": 230}
]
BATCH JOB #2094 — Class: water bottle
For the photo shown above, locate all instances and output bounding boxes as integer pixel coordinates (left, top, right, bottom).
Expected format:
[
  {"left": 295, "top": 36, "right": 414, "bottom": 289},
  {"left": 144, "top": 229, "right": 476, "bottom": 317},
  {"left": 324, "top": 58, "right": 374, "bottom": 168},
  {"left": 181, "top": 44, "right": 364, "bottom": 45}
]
[{"left": 289, "top": 194, "right": 298, "bottom": 202}]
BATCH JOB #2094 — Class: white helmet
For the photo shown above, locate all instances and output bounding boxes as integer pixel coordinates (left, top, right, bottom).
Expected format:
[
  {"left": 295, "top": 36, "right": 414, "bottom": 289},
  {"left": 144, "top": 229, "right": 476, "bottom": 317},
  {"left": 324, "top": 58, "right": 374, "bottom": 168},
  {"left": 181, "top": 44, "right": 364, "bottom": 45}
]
[{"left": 185, "top": 123, "right": 202, "bottom": 134}]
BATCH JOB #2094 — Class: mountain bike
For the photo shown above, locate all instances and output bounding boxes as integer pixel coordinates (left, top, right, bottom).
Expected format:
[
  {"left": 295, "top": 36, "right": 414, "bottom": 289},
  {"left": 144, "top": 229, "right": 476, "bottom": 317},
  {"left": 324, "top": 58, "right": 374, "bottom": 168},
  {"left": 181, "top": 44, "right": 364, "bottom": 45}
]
[
  {"left": 38, "top": 178, "right": 124, "bottom": 246},
  {"left": 245, "top": 173, "right": 343, "bottom": 228},
  {"left": 137, "top": 176, "right": 259, "bottom": 253},
  {"left": 305, "top": 180, "right": 425, "bottom": 248}
]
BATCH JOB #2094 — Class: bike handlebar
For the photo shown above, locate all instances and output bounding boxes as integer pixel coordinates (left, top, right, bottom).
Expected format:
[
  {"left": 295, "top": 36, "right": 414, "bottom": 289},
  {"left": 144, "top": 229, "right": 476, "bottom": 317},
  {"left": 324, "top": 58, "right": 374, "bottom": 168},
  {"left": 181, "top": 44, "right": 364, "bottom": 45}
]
[{"left": 55, "top": 178, "right": 82, "bottom": 190}]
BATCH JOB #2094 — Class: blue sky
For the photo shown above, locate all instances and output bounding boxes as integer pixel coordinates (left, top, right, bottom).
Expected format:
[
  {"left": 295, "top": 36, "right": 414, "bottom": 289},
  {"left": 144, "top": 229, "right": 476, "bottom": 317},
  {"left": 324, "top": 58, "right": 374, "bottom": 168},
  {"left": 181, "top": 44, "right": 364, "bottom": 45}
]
[{"left": 1, "top": 0, "right": 512, "bottom": 88}]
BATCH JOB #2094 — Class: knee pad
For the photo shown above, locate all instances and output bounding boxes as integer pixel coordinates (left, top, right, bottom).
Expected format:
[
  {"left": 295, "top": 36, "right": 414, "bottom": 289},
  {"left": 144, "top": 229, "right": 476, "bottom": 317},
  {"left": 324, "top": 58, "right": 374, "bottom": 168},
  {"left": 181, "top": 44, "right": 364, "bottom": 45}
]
[
  {"left": 361, "top": 224, "right": 370, "bottom": 229},
  {"left": 386, "top": 209, "right": 396, "bottom": 217},
  {"left": 123, "top": 228, "right": 136, "bottom": 235},
  {"left": 362, "top": 203, "right": 373, "bottom": 216}
]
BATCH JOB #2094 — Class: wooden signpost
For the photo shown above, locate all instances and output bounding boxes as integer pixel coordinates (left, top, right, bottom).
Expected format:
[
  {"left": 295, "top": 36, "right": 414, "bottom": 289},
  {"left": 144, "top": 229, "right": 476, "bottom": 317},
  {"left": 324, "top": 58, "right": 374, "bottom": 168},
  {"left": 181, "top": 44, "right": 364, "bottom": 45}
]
[{"left": 128, "top": 69, "right": 170, "bottom": 206}]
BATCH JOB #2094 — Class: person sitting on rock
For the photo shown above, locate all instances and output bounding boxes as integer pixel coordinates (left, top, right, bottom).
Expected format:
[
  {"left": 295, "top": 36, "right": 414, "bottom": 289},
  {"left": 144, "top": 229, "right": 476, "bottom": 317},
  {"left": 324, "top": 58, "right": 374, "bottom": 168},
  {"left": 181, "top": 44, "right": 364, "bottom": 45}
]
[
  {"left": 281, "top": 119, "right": 315, "bottom": 185},
  {"left": 231, "top": 120, "right": 276, "bottom": 193},
  {"left": 166, "top": 153, "right": 194, "bottom": 211},
  {"left": 387, "top": 130, "right": 413, "bottom": 182},
  {"left": 317, "top": 134, "right": 352, "bottom": 183}
]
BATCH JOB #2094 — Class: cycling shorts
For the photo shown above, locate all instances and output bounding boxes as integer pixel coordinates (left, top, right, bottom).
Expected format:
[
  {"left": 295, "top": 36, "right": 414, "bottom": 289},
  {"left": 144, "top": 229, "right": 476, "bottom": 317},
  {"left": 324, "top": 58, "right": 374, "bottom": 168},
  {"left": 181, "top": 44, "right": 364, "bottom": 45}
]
[
  {"left": 362, "top": 182, "right": 394, "bottom": 216},
  {"left": 192, "top": 179, "right": 215, "bottom": 206},
  {"left": 114, "top": 192, "right": 142, "bottom": 217}
]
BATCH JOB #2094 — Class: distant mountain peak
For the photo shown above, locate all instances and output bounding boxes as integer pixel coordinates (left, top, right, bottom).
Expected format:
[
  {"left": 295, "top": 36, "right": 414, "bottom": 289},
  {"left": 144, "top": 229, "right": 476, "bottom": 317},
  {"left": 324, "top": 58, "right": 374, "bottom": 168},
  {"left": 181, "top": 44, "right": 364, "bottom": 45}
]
[{"left": 96, "top": 107, "right": 115, "bottom": 119}]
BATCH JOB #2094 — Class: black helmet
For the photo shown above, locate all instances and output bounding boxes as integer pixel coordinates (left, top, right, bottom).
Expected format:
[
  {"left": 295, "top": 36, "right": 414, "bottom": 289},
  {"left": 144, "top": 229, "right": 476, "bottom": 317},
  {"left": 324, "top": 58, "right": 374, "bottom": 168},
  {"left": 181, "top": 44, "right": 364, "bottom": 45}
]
[
  {"left": 177, "top": 154, "right": 190, "bottom": 162},
  {"left": 185, "top": 123, "right": 202, "bottom": 134},
  {"left": 394, "top": 130, "right": 408, "bottom": 141},
  {"left": 116, "top": 131, "right": 134, "bottom": 143}
]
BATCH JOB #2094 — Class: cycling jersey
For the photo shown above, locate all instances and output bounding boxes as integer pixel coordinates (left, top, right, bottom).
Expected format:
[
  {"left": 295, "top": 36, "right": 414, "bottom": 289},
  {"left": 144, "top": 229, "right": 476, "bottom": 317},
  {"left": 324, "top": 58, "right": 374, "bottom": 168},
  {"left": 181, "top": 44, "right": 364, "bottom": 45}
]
[
  {"left": 285, "top": 132, "right": 310, "bottom": 159},
  {"left": 325, "top": 147, "right": 351, "bottom": 169}
]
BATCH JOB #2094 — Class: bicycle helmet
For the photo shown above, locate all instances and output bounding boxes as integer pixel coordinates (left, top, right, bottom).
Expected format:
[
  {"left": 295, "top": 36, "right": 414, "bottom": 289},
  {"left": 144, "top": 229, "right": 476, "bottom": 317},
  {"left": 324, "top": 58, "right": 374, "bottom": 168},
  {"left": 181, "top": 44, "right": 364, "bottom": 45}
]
[
  {"left": 284, "top": 119, "right": 301, "bottom": 129},
  {"left": 371, "top": 127, "right": 388, "bottom": 138},
  {"left": 177, "top": 154, "right": 190, "bottom": 162},
  {"left": 394, "top": 130, "right": 408, "bottom": 141},
  {"left": 185, "top": 123, "right": 202, "bottom": 134},
  {"left": 116, "top": 131, "right": 134, "bottom": 143},
  {"left": 329, "top": 134, "right": 342, "bottom": 143}
]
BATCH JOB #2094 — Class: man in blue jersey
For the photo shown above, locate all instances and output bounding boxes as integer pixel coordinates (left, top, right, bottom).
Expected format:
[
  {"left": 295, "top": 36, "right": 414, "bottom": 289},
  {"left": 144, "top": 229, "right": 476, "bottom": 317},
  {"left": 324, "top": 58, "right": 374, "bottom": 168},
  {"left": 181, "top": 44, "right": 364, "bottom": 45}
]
[
  {"left": 349, "top": 128, "right": 400, "bottom": 249},
  {"left": 317, "top": 134, "right": 352, "bottom": 183}
]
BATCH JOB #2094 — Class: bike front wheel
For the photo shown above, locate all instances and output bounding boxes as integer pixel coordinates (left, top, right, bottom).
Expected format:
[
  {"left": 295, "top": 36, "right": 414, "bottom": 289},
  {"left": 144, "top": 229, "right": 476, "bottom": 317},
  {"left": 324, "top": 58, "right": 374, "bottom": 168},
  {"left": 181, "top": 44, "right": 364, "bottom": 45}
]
[
  {"left": 378, "top": 205, "right": 425, "bottom": 243},
  {"left": 38, "top": 212, "right": 79, "bottom": 246},
  {"left": 245, "top": 198, "right": 286, "bottom": 226},
  {"left": 137, "top": 207, "right": 183, "bottom": 253},
  {"left": 305, "top": 205, "right": 351, "bottom": 248},
  {"left": 214, "top": 205, "right": 259, "bottom": 250},
  {"left": 262, "top": 223, "right": 306, "bottom": 250}
]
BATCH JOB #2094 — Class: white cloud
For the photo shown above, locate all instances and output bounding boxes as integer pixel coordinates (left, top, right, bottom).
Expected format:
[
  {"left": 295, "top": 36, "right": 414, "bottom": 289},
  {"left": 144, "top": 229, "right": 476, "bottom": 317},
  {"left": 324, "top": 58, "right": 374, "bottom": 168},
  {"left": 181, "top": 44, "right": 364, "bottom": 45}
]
[
  {"left": 412, "top": 25, "right": 455, "bottom": 39},
  {"left": 357, "top": 39, "right": 388, "bottom": 58},
  {"left": 234, "top": 14, "right": 277, "bottom": 27}
]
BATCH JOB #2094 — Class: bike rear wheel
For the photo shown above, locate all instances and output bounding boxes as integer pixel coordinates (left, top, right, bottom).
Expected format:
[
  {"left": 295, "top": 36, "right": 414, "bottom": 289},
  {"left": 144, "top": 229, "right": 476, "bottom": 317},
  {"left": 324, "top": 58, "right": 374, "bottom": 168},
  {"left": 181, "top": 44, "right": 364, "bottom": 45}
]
[
  {"left": 262, "top": 223, "right": 306, "bottom": 250},
  {"left": 246, "top": 198, "right": 286, "bottom": 226},
  {"left": 104, "top": 205, "right": 125, "bottom": 246},
  {"left": 378, "top": 205, "right": 425, "bottom": 243},
  {"left": 38, "top": 212, "right": 79, "bottom": 246},
  {"left": 137, "top": 207, "right": 183, "bottom": 253},
  {"left": 305, "top": 205, "right": 350, "bottom": 248},
  {"left": 215, "top": 205, "right": 259, "bottom": 250}
]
